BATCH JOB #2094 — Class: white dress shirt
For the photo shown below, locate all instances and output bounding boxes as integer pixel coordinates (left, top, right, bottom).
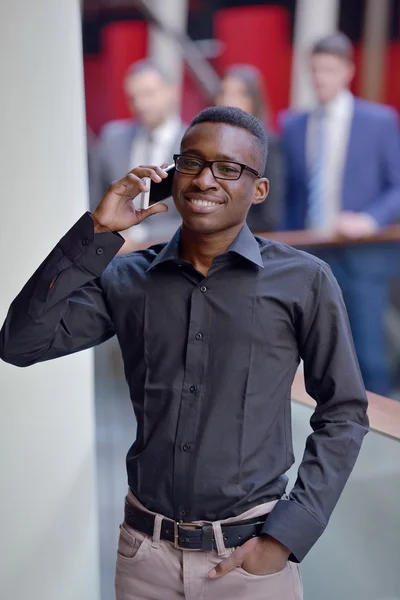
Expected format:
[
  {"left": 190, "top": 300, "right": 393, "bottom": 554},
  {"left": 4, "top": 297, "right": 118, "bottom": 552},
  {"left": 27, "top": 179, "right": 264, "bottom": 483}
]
[
  {"left": 307, "top": 90, "right": 354, "bottom": 234},
  {"left": 130, "top": 116, "right": 182, "bottom": 171},
  {"left": 127, "top": 116, "right": 182, "bottom": 240}
]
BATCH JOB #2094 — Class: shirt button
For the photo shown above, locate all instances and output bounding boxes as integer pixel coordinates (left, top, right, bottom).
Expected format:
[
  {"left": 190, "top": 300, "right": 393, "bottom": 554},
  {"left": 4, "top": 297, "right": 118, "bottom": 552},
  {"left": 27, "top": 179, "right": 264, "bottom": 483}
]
[
  {"left": 96, "top": 247, "right": 104, "bottom": 255},
  {"left": 200, "top": 285, "right": 207, "bottom": 293},
  {"left": 189, "top": 385, "right": 197, "bottom": 394},
  {"left": 182, "top": 443, "right": 192, "bottom": 452},
  {"left": 195, "top": 332, "right": 203, "bottom": 341},
  {"left": 179, "top": 509, "right": 187, "bottom": 518},
  {"left": 82, "top": 238, "right": 89, "bottom": 246}
]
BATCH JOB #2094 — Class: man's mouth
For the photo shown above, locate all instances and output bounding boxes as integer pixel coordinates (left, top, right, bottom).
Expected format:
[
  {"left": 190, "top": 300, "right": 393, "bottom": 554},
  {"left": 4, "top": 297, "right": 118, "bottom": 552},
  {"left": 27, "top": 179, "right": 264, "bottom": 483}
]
[
  {"left": 184, "top": 194, "right": 225, "bottom": 210},
  {"left": 188, "top": 198, "right": 222, "bottom": 207},
  {"left": 183, "top": 195, "right": 225, "bottom": 214}
]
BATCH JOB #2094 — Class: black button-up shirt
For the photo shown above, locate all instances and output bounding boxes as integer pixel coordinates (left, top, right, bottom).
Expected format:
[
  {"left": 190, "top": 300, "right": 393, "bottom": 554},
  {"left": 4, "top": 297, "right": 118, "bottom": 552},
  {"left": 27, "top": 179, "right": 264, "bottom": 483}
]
[{"left": 0, "top": 213, "right": 369, "bottom": 562}]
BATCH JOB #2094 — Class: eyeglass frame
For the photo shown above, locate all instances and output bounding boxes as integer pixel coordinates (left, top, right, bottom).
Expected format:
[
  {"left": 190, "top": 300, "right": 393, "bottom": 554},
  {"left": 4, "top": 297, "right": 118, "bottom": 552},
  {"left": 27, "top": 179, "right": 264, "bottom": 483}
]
[{"left": 173, "top": 154, "right": 261, "bottom": 181}]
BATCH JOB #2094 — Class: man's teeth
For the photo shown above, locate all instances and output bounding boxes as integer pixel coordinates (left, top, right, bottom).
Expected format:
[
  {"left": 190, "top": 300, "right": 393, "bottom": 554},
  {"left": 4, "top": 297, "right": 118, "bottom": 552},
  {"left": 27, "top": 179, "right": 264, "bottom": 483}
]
[{"left": 190, "top": 199, "right": 220, "bottom": 207}]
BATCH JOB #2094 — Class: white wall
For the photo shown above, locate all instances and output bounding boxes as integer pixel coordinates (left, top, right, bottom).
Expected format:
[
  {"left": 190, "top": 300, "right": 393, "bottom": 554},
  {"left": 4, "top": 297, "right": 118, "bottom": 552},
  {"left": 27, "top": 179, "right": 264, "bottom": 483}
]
[
  {"left": 291, "top": 0, "right": 340, "bottom": 110},
  {"left": 0, "top": 2, "right": 100, "bottom": 600},
  {"left": 147, "top": 0, "right": 188, "bottom": 92}
]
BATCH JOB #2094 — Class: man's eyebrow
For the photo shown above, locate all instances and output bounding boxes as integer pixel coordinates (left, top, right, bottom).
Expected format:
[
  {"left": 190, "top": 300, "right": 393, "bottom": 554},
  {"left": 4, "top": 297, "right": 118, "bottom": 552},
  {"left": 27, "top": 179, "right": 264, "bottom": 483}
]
[
  {"left": 180, "top": 149, "right": 240, "bottom": 162},
  {"left": 214, "top": 152, "right": 240, "bottom": 162},
  {"left": 180, "top": 149, "right": 204, "bottom": 157}
]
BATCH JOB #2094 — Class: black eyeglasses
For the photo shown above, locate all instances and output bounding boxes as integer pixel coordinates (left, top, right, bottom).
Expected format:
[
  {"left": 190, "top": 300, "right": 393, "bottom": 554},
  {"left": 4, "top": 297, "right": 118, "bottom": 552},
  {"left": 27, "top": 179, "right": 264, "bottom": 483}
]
[{"left": 173, "top": 154, "right": 261, "bottom": 181}]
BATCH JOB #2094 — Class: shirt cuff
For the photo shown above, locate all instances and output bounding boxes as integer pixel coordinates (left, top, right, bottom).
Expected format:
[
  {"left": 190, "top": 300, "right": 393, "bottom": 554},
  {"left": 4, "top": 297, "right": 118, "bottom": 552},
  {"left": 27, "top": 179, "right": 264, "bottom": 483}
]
[
  {"left": 261, "top": 498, "right": 325, "bottom": 563},
  {"left": 364, "top": 207, "right": 387, "bottom": 229},
  {"left": 360, "top": 212, "right": 380, "bottom": 232},
  {"left": 58, "top": 212, "right": 125, "bottom": 276}
]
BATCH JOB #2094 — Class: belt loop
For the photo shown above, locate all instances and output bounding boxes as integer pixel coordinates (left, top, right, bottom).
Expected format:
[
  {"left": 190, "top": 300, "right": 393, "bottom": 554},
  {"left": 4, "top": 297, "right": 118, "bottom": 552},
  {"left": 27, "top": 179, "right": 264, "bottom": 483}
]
[
  {"left": 151, "top": 514, "right": 164, "bottom": 549},
  {"left": 212, "top": 521, "right": 228, "bottom": 557}
]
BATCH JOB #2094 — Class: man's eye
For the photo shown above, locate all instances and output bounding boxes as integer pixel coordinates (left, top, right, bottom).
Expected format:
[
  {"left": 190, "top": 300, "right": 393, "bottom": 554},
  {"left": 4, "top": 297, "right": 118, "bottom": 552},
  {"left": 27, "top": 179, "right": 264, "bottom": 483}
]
[
  {"left": 182, "top": 159, "right": 202, "bottom": 168},
  {"left": 218, "top": 165, "right": 240, "bottom": 174}
]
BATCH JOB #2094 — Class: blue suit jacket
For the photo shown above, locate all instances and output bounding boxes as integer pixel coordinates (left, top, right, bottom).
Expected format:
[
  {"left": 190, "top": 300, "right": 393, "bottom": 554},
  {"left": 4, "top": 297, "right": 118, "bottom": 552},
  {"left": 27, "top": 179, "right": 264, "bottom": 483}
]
[{"left": 282, "top": 98, "right": 400, "bottom": 230}]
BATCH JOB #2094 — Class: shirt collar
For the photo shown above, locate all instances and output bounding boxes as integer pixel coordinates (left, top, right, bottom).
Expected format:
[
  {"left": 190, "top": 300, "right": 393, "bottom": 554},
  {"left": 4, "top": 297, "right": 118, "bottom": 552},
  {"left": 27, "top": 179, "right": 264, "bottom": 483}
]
[
  {"left": 147, "top": 224, "right": 264, "bottom": 272},
  {"left": 147, "top": 116, "right": 182, "bottom": 144},
  {"left": 228, "top": 224, "right": 264, "bottom": 268},
  {"left": 146, "top": 229, "right": 181, "bottom": 272},
  {"left": 319, "top": 89, "right": 354, "bottom": 118}
]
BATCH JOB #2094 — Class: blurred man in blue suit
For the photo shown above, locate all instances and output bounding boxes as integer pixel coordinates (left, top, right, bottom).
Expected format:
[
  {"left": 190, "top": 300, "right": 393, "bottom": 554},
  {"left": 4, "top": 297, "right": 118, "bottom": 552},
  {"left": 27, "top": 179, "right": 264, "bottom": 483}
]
[{"left": 283, "top": 32, "right": 400, "bottom": 395}]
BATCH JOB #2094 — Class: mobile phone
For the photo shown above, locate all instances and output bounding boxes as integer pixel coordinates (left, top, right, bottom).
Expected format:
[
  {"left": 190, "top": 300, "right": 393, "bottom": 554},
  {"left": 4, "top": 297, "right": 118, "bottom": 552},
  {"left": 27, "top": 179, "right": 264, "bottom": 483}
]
[{"left": 141, "top": 164, "right": 175, "bottom": 210}]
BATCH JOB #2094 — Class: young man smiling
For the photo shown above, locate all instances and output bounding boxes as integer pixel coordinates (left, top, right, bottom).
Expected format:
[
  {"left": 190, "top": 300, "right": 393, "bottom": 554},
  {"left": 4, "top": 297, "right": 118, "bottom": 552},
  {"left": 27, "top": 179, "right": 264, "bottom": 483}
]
[{"left": 0, "top": 107, "right": 368, "bottom": 600}]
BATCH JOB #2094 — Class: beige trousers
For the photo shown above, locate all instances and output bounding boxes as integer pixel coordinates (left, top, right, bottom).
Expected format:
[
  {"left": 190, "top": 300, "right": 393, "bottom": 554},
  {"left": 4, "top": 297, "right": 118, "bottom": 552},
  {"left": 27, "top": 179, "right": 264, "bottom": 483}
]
[{"left": 115, "top": 491, "right": 303, "bottom": 600}]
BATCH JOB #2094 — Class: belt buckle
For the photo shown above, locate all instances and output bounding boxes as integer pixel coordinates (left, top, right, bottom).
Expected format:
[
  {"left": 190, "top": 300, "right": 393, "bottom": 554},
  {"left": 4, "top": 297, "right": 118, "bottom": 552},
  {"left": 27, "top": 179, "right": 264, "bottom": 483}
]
[{"left": 173, "top": 521, "right": 201, "bottom": 549}]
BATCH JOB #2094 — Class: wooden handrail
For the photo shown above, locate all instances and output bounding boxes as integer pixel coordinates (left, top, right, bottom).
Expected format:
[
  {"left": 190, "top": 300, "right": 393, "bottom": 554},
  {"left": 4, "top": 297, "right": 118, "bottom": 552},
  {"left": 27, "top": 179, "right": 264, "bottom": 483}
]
[
  {"left": 256, "top": 224, "right": 400, "bottom": 248},
  {"left": 291, "top": 370, "right": 400, "bottom": 441},
  {"left": 119, "top": 224, "right": 400, "bottom": 255}
]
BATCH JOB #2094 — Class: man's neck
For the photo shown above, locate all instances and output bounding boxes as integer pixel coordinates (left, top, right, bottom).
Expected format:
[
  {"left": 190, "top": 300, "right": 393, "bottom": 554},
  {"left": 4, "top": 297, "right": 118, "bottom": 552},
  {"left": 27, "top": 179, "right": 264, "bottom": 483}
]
[
  {"left": 319, "top": 87, "right": 350, "bottom": 108},
  {"left": 147, "top": 114, "right": 179, "bottom": 134},
  {"left": 180, "top": 224, "right": 244, "bottom": 277}
]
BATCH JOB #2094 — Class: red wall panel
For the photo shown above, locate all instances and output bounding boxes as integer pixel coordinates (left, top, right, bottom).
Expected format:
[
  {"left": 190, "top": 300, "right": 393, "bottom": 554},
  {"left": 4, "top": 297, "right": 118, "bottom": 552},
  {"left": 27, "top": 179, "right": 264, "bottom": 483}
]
[
  {"left": 351, "top": 42, "right": 400, "bottom": 113},
  {"left": 350, "top": 43, "right": 362, "bottom": 96},
  {"left": 385, "top": 42, "right": 400, "bottom": 113},
  {"left": 83, "top": 11, "right": 399, "bottom": 134},
  {"left": 101, "top": 20, "right": 148, "bottom": 123},
  {"left": 84, "top": 55, "right": 106, "bottom": 136},
  {"left": 181, "top": 67, "right": 208, "bottom": 124},
  {"left": 214, "top": 6, "right": 292, "bottom": 129}
]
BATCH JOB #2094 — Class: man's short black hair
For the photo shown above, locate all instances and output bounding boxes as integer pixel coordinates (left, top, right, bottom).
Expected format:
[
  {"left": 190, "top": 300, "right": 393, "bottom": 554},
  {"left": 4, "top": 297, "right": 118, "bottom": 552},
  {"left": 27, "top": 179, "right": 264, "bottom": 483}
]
[{"left": 186, "top": 106, "right": 268, "bottom": 173}]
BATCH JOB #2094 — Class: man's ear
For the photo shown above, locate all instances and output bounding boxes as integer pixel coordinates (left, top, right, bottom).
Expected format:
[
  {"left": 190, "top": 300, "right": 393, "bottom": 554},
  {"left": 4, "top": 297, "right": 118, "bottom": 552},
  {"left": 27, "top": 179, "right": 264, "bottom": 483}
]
[{"left": 252, "top": 178, "right": 269, "bottom": 205}]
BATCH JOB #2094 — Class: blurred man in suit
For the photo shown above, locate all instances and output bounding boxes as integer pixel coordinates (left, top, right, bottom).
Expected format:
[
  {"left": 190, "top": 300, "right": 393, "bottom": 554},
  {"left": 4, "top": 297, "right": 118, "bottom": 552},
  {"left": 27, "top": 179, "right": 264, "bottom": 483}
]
[
  {"left": 92, "top": 59, "right": 186, "bottom": 246},
  {"left": 283, "top": 32, "right": 400, "bottom": 395}
]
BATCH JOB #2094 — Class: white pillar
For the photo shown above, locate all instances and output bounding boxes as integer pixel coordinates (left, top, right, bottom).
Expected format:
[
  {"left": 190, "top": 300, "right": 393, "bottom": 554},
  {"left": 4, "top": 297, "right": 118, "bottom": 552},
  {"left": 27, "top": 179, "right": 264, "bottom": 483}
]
[
  {"left": 0, "top": 2, "right": 100, "bottom": 600},
  {"left": 147, "top": 0, "right": 188, "bottom": 92},
  {"left": 290, "top": 0, "right": 340, "bottom": 110}
]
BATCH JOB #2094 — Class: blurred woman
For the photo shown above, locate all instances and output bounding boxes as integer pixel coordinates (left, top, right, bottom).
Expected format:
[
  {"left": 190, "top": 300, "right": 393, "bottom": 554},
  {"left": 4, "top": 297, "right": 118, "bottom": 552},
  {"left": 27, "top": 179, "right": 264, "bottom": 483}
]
[{"left": 215, "top": 64, "right": 284, "bottom": 232}]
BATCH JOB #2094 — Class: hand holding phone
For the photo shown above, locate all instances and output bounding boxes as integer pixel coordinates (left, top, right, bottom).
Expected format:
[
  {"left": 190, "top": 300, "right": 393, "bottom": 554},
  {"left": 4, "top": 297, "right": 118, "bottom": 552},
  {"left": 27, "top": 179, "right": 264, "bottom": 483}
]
[
  {"left": 92, "top": 165, "right": 169, "bottom": 233},
  {"left": 141, "top": 164, "right": 175, "bottom": 210}
]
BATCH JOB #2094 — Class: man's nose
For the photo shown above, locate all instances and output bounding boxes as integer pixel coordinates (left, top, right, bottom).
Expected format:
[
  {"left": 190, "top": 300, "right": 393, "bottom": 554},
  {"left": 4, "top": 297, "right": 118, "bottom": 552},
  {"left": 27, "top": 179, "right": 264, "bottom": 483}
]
[{"left": 192, "top": 166, "right": 219, "bottom": 190}]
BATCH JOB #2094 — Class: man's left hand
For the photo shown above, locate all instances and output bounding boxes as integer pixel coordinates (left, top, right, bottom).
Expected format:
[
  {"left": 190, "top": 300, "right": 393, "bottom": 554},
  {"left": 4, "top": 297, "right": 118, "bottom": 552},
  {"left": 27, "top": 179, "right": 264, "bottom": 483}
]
[
  {"left": 334, "top": 211, "right": 379, "bottom": 239},
  {"left": 208, "top": 535, "right": 290, "bottom": 579}
]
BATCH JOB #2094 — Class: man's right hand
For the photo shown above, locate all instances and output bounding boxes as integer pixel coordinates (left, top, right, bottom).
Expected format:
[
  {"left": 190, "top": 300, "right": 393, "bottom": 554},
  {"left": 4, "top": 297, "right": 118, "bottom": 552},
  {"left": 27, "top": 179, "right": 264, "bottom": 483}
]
[{"left": 92, "top": 165, "right": 169, "bottom": 233}]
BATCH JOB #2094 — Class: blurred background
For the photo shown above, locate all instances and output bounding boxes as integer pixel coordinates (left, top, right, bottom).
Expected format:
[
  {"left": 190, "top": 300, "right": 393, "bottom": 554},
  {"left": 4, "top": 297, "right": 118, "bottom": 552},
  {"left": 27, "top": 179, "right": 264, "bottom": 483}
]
[
  {"left": 82, "top": 0, "right": 400, "bottom": 131},
  {"left": 82, "top": 2, "right": 400, "bottom": 599},
  {"left": 83, "top": 0, "right": 400, "bottom": 398},
  {"left": 1, "top": 2, "right": 400, "bottom": 600}
]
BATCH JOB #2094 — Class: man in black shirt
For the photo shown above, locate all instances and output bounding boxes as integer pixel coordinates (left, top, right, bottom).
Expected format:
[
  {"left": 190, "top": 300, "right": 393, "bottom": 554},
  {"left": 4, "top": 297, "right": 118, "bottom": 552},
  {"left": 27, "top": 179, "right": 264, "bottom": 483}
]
[{"left": 0, "top": 107, "right": 368, "bottom": 600}]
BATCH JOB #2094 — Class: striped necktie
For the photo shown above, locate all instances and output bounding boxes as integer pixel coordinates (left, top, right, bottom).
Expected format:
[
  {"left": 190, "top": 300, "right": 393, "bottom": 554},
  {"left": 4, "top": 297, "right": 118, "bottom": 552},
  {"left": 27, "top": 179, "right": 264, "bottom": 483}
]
[
  {"left": 138, "top": 131, "right": 154, "bottom": 209},
  {"left": 307, "top": 110, "right": 326, "bottom": 229}
]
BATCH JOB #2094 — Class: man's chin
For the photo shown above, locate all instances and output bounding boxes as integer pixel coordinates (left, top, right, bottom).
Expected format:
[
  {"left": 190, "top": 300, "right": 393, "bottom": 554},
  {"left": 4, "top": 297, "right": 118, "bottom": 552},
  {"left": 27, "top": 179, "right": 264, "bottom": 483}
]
[
  {"left": 181, "top": 214, "right": 240, "bottom": 236},
  {"left": 181, "top": 216, "right": 224, "bottom": 235}
]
